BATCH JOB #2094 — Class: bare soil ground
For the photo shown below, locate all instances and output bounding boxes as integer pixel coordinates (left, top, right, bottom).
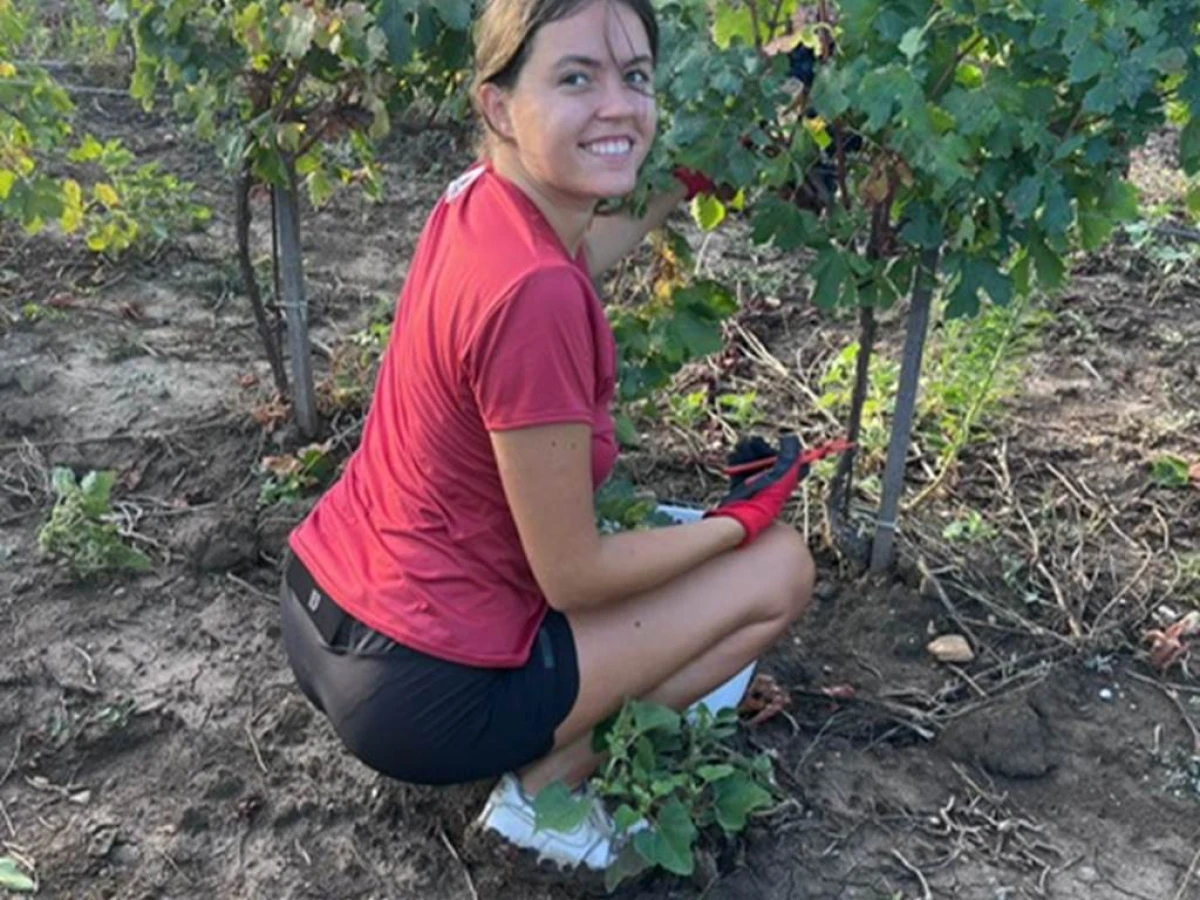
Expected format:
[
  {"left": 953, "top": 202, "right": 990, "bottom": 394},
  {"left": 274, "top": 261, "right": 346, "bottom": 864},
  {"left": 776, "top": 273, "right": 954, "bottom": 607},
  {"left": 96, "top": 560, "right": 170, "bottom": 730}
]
[{"left": 2, "top": 94, "right": 1199, "bottom": 900}]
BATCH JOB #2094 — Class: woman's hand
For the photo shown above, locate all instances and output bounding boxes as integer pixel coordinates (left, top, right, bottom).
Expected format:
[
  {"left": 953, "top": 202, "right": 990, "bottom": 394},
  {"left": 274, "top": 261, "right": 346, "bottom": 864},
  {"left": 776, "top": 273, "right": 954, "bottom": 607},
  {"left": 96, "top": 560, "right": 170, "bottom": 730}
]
[{"left": 704, "top": 435, "right": 805, "bottom": 547}]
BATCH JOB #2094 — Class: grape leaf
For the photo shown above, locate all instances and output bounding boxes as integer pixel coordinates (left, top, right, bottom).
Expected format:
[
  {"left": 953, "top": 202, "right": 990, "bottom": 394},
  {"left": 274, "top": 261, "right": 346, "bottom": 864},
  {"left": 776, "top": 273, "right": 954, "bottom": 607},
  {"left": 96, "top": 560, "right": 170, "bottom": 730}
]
[
  {"left": 900, "top": 201, "right": 943, "bottom": 249},
  {"left": 0, "top": 857, "right": 35, "bottom": 893},
  {"left": 1180, "top": 118, "right": 1200, "bottom": 176},
  {"left": 692, "top": 193, "right": 726, "bottom": 231},
  {"left": 810, "top": 247, "right": 852, "bottom": 310},
  {"left": 433, "top": 0, "right": 471, "bottom": 30},
  {"left": 713, "top": 773, "right": 774, "bottom": 832},
  {"left": 532, "top": 782, "right": 592, "bottom": 833},
  {"left": 632, "top": 798, "right": 696, "bottom": 876},
  {"left": 376, "top": 0, "right": 413, "bottom": 66}
]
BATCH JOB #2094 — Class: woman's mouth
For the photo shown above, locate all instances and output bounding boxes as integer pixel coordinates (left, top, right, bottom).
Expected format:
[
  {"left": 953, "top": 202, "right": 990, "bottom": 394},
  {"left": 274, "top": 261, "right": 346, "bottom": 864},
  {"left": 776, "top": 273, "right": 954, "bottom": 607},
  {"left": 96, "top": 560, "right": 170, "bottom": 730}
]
[{"left": 581, "top": 138, "right": 634, "bottom": 158}]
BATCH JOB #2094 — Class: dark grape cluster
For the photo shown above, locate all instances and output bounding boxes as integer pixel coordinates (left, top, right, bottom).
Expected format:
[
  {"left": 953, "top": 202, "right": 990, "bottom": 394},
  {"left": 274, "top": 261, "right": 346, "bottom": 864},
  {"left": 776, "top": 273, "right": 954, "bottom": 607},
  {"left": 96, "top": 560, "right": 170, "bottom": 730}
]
[{"left": 787, "top": 43, "right": 815, "bottom": 86}]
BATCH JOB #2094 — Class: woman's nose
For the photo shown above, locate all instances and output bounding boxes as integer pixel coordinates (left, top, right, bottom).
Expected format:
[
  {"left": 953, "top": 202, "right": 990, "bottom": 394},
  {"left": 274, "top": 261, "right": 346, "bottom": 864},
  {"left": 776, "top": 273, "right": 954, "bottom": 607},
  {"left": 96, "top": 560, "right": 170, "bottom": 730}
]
[{"left": 596, "top": 74, "right": 640, "bottom": 119}]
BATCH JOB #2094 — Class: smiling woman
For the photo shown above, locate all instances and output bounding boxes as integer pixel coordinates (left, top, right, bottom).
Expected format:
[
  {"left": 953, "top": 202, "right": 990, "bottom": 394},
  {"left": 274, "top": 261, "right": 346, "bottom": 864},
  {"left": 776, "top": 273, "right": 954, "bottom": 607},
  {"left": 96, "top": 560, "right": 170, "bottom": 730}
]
[
  {"left": 474, "top": 0, "right": 660, "bottom": 254},
  {"left": 278, "top": 0, "right": 815, "bottom": 875}
]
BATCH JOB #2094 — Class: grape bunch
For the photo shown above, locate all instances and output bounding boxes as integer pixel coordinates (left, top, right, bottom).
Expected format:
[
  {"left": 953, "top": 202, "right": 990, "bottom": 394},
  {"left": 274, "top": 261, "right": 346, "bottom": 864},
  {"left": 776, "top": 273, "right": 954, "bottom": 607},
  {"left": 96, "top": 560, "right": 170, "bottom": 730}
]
[{"left": 778, "top": 42, "right": 862, "bottom": 212}]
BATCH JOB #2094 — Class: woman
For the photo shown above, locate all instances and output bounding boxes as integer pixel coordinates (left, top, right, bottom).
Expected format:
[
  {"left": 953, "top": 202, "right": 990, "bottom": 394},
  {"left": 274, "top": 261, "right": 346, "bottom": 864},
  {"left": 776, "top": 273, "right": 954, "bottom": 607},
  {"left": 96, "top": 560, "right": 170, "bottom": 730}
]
[{"left": 279, "top": 0, "right": 815, "bottom": 871}]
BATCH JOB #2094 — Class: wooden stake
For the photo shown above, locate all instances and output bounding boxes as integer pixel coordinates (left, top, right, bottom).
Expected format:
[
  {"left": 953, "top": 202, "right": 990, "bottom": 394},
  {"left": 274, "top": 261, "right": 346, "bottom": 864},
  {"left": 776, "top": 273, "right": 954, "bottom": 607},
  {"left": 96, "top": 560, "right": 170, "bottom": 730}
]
[{"left": 870, "top": 248, "right": 940, "bottom": 574}]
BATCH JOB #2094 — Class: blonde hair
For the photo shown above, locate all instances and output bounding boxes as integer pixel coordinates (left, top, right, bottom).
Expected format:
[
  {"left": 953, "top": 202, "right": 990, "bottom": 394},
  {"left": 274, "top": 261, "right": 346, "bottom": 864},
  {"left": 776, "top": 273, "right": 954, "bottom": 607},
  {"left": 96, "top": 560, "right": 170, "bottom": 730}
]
[{"left": 470, "top": 0, "right": 659, "bottom": 155}]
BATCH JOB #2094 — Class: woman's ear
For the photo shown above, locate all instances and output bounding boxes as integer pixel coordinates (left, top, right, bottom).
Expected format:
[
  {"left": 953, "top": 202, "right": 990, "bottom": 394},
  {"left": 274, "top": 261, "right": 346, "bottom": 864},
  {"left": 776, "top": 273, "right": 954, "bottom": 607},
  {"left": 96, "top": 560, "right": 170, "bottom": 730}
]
[{"left": 477, "top": 83, "right": 515, "bottom": 143}]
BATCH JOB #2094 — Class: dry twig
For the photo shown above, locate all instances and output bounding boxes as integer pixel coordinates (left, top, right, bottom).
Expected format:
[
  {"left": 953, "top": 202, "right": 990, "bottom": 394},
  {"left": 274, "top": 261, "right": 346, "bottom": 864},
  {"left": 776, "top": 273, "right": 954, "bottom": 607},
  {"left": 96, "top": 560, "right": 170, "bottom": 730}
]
[
  {"left": 245, "top": 723, "right": 269, "bottom": 774},
  {"left": 1126, "top": 670, "right": 1200, "bottom": 755},
  {"left": 1171, "top": 840, "right": 1200, "bottom": 900},
  {"left": 438, "top": 825, "right": 479, "bottom": 900},
  {"left": 890, "top": 849, "right": 933, "bottom": 900}
]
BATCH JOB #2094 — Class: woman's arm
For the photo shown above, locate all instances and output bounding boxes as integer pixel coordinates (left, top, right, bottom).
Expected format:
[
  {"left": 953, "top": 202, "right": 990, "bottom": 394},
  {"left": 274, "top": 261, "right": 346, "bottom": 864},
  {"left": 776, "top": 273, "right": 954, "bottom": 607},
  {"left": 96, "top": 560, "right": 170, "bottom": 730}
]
[
  {"left": 491, "top": 422, "right": 744, "bottom": 612},
  {"left": 583, "top": 180, "right": 689, "bottom": 277}
]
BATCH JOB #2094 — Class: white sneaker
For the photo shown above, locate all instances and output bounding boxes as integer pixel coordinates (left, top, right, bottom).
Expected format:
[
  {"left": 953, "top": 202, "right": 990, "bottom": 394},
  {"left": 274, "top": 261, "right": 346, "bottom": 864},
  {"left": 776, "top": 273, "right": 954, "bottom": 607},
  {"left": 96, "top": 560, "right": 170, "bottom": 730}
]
[{"left": 476, "top": 774, "right": 616, "bottom": 870}]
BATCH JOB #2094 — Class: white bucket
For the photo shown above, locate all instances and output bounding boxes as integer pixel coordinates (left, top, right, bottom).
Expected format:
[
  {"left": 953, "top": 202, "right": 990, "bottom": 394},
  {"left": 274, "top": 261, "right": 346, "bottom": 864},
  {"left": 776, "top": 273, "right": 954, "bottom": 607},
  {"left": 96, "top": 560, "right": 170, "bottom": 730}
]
[{"left": 654, "top": 503, "right": 758, "bottom": 718}]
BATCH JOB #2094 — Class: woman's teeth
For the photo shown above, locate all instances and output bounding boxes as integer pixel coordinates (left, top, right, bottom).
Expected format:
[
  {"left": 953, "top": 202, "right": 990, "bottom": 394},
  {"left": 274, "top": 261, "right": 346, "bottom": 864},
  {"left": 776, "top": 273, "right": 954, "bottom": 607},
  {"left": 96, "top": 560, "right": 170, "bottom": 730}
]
[{"left": 583, "top": 139, "right": 632, "bottom": 157}]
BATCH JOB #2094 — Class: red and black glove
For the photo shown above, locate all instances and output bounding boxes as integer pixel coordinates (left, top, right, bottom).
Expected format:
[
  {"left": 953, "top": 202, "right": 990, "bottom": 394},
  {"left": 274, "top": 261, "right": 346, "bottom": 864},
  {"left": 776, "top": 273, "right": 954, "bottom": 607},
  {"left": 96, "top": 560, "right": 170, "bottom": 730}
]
[
  {"left": 705, "top": 435, "right": 856, "bottom": 548},
  {"left": 704, "top": 435, "right": 804, "bottom": 548}
]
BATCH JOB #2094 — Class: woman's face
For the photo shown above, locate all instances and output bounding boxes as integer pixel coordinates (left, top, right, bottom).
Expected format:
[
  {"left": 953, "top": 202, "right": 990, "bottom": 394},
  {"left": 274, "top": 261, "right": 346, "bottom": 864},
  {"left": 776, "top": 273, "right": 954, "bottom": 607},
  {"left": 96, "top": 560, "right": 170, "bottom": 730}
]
[{"left": 487, "top": 0, "right": 657, "bottom": 202}]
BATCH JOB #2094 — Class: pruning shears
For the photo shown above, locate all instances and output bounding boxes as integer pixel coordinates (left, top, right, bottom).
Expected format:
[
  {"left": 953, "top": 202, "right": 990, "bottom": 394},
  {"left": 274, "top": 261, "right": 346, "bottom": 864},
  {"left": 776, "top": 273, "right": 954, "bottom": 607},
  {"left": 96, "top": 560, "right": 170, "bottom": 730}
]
[{"left": 721, "top": 437, "right": 856, "bottom": 480}]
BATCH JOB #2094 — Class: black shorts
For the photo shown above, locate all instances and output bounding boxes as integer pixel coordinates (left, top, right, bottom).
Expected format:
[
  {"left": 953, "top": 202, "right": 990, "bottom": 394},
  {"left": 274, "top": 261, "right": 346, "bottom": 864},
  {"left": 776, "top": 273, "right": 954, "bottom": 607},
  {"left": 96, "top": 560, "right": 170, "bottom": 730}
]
[{"left": 279, "top": 553, "right": 580, "bottom": 786}]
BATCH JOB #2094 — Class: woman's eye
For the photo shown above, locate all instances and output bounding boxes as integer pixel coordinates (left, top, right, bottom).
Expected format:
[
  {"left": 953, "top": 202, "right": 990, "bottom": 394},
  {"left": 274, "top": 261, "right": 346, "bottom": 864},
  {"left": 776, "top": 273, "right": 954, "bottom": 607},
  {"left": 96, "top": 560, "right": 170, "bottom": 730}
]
[
  {"left": 625, "top": 69, "right": 651, "bottom": 88},
  {"left": 561, "top": 72, "right": 589, "bottom": 87}
]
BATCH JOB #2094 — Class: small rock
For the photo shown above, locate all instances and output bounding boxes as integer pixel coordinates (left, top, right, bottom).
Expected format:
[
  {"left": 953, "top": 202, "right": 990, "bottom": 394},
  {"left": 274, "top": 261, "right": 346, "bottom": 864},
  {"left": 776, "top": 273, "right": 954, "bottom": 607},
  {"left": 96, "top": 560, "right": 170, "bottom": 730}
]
[
  {"left": 927, "top": 634, "right": 975, "bottom": 664},
  {"left": 87, "top": 823, "right": 120, "bottom": 859},
  {"left": 17, "top": 368, "right": 52, "bottom": 394},
  {"left": 1099, "top": 688, "right": 1114, "bottom": 701},
  {"left": 813, "top": 580, "right": 838, "bottom": 602}
]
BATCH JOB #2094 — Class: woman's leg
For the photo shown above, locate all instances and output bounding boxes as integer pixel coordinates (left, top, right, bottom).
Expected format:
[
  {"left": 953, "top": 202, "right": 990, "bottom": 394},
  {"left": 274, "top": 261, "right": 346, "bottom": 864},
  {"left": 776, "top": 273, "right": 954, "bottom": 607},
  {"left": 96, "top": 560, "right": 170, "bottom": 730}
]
[{"left": 519, "top": 523, "right": 814, "bottom": 793}]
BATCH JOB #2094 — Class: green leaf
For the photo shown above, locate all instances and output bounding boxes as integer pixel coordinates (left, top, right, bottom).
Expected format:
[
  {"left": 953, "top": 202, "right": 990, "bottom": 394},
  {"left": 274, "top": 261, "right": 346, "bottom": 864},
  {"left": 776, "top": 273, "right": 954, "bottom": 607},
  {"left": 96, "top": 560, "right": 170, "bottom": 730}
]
[
  {"left": 1068, "top": 44, "right": 1109, "bottom": 84},
  {"left": 280, "top": 7, "right": 317, "bottom": 59},
  {"left": 692, "top": 193, "right": 726, "bottom": 231},
  {"left": 604, "top": 841, "right": 651, "bottom": 893},
  {"left": 115, "top": 544, "right": 153, "bottom": 571},
  {"left": 377, "top": 0, "right": 413, "bottom": 66},
  {"left": 434, "top": 0, "right": 472, "bottom": 30},
  {"left": 1039, "top": 177, "right": 1072, "bottom": 236},
  {"left": 634, "top": 735, "right": 656, "bottom": 773},
  {"left": 629, "top": 700, "right": 681, "bottom": 737},
  {"left": 60, "top": 178, "right": 84, "bottom": 233},
  {"left": 68, "top": 135, "right": 105, "bottom": 163},
  {"left": 632, "top": 798, "right": 696, "bottom": 876},
  {"left": 712, "top": 773, "right": 773, "bottom": 833},
  {"left": 900, "top": 202, "right": 943, "bottom": 249},
  {"left": 0, "top": 856, "right": 35, "bottom": 893},
  {"left": 1077, "top": 206, "right": 1113, "bottom": 250},
  {"left": 898, "top": 27, "right": 925, "bottom": 62},
  {"left": 1181, "top": 118, "right": 1200, "bottom": 176},
  {"left": 0, "top": 170, "right": 14, "bottom": 201},
  {"left": 858, "top": 67, "right": 902, "bottom": 131},
  {"left": 532, "top": 782, "right": 592, "bottom": 833},
  {"left": 947, "top": 255, "right": 1011, "bottom": 318},
  {"left": 1102, "top": 178, "right": 1140, "bottom": 223},
  {"left": 665, "top": 309, "right": 721, "bottom": 359},
  {"left": 79, "top": 470, "right": 115, "bottom": 517},
  {"left": 1029, "top": 233, "right": 1066, "bottom": 290},
  {"left": 696, "top": 764, "right": 735, "bottom": 783},
  {"left": 307, "top": 168, "right": 335, "bottom": 208},
  {"left": 749, "top": 197, "right": 814, "bottom": 251},
  {"left": 613, "top": 804, "right": 643, "bottom": 834},
  {"left": 614, "top": 413, "right": 639, "bottom": 448},
  {"left": 1007, "top": 175, "right": 1042, "bottom": 221},
  {"left": 1149, "top": 454, "right": 1190, "bottom": 488},
  {"left": 51, "top": 467, "right": 77, "bottom": 499},
  {"left": 1081, "top": 76, "right": 1120, "bottom": 114},
  {"left": 810, "top": 247, "right": 852, "bottom": 310},
  {"left": 712, "top": 3, "right": 754, "bottom": 49},
  {"left": 1186, "top": 184, "right": 1200, "bottom": 221}
]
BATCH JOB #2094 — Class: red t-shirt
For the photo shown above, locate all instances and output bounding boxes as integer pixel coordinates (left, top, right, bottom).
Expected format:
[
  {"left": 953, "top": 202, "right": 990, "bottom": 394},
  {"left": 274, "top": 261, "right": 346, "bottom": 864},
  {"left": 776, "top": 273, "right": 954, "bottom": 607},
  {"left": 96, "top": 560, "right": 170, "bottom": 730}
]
[{"left": 289, "top": 162, "right": 618, "bottom": 667}]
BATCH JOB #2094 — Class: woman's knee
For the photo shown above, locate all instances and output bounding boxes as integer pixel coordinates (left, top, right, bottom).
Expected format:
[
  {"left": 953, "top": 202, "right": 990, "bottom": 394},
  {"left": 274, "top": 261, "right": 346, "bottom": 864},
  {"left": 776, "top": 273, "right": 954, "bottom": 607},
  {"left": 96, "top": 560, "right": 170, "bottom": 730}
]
[{"left": 754, "top": 524, "right": 815, "bottom": 624}]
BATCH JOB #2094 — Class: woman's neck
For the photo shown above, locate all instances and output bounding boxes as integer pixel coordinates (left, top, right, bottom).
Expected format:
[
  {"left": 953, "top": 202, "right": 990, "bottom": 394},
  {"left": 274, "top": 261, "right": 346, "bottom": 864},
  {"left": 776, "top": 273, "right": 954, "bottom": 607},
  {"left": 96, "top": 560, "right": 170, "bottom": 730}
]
[{"left": 488, "top": 148, "right": 594, "bottom": 257}]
